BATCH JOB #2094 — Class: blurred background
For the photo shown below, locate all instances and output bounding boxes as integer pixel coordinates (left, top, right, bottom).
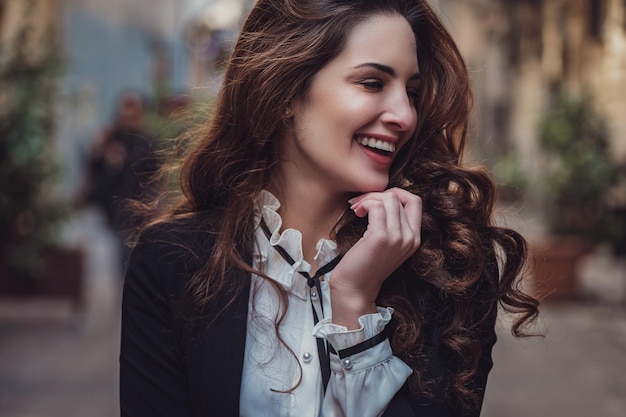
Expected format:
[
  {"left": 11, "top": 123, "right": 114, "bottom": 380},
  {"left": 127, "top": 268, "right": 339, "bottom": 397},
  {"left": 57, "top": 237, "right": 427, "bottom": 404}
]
[{"left": 0, "top": 0, "right": 625, "bottom": 416}]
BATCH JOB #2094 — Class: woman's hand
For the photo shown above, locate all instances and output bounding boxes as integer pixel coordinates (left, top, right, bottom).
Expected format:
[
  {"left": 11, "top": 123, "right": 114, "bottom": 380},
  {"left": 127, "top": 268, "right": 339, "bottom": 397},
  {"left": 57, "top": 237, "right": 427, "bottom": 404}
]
[{"left": 330, "top": 188, "right": 422, "bottom": 329}]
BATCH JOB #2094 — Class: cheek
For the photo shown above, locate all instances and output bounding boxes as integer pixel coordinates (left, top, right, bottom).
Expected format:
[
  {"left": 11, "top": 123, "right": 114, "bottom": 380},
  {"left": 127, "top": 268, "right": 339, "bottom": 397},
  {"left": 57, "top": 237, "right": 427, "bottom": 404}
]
[{"left": 312, "top": 83, "right": 370, "bottom": 123}]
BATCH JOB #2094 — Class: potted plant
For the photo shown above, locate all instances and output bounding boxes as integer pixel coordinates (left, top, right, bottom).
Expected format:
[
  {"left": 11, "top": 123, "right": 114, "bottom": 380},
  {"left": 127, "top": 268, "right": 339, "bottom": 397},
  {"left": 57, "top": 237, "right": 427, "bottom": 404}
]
[
  {"left": 0, "top": 2, "right": 84, "bottom": 311},
  {"left": 531, "top": 91, "right": 619, "bottom": 300},
  {"left": 492, "top": 151, "right": 529, "bottom": 204}
]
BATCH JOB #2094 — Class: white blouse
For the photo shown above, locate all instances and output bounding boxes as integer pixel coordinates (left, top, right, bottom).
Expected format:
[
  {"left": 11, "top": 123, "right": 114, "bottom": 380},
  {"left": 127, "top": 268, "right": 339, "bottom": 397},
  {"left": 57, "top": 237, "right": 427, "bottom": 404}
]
[{"left": 239, "top": 191, "right": 412, "bottom": 417}]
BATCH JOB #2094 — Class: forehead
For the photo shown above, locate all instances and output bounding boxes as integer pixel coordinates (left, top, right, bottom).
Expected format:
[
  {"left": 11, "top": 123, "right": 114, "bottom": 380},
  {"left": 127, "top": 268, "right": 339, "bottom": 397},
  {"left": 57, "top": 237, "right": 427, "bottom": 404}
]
[{"left": 337, "top": 13, "right": 419, "bottom": 72}]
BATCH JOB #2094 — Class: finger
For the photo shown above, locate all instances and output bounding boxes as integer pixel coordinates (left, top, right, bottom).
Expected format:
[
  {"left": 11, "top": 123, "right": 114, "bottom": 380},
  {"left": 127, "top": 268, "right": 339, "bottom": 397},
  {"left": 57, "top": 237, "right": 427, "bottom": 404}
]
[
  {"left": 355, "top": 193, "right": 413, "bottom": 253},
  {"left": 385, "top": 188, "right": 422, "bottom": 250},
  {"left": 350, "top": 193, "right": 384, "bottom": 217},
  {"left": 380, "top": 191, "right": 403, "bottom": 238},
  {"left": 348, "top": 190, "right": 388, "bottom": 208},
  {"left": 351, "top": 198, "right": 387, "bottom": 232},
  {"left": 397, "top": 206, "right": 421, "bottom": 252},
  {"left": 387, "top": 188, "right": 422, "bottom": 234},
  {"left": 347, "top": 193, "right": 368, "bottom": 207},
  {"left": 351, "top": 190, "right": 422, "bottom": 247}
]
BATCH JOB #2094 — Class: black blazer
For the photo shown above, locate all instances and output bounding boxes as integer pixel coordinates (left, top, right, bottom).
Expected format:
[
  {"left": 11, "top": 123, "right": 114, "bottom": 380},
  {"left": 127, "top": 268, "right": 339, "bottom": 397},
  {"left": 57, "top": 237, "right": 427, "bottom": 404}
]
[{"left": 120, "top": 218, "right": 497, "bottom": 417}]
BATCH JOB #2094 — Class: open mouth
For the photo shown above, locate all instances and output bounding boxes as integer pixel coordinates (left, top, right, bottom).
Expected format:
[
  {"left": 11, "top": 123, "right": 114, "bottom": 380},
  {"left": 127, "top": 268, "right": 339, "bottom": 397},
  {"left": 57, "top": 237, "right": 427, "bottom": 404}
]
[{"left": 356, "top": 136, "right": 396, "bottom": 156}]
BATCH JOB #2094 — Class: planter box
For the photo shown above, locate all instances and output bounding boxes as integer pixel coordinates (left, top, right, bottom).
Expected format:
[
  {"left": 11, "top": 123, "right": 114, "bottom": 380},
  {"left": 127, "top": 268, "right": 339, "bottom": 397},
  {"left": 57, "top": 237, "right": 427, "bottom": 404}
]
[
  {"left": 531, "top": 237, "right": 590, "bottom": 301},
  {"left": 0, "top": 246, "right": 85, "bottom": 311}
]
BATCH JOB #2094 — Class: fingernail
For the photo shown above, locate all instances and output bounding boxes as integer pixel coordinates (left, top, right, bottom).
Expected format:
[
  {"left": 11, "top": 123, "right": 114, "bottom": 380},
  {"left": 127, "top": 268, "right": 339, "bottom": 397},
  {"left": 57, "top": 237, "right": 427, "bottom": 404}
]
[{"left": 348, "top": 198, "right": 356, "bottom": 204}]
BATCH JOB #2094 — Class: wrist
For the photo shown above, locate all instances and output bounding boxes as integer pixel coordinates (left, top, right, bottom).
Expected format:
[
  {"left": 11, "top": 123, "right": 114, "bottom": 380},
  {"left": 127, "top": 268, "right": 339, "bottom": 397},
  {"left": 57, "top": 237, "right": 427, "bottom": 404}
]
[{"left": 330, "top": 285, "right": 377, "bottom": 330}]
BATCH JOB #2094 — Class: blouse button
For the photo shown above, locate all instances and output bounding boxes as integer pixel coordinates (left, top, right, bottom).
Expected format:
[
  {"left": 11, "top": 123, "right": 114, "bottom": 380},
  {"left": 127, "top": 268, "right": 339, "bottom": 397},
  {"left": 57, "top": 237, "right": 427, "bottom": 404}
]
[
  {"left": 341, "top": 358, "right": 353, "bottom": 370},
  {"left": 302, "top": 352, "right": 313, "bottom": 363},
  {"left": 310, "top": 290, "right": 318, "bottom": 300}
]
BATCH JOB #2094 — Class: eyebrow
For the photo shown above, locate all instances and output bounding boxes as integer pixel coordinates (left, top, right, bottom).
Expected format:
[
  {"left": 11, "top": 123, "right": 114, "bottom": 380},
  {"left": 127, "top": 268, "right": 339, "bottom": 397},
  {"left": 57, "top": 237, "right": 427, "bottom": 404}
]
[{"left": 354, "top": 62, "right": 422, "bottom": 81}]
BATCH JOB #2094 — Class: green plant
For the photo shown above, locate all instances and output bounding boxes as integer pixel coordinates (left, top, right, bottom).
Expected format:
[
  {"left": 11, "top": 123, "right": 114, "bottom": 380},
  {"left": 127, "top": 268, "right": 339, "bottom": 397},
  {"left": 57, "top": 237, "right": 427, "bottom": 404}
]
[
  {"left": 596, "top": 165, "right": 626, "bottom": 256},
  {"left": 492, "top": 151, "right": 528, "bottom": 202},
  {"left": 0, "top": 5, "right": 67, "bottom": 278},
  {"left": 538, "top": 92, "right": 619, "bottom": 241}
]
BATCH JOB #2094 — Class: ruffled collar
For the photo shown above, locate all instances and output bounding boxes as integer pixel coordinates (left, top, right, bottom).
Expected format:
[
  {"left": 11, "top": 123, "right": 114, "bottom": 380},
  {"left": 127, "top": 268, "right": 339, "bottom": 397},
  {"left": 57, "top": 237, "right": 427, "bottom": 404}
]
[{"left": 254, "top": 190, "right": 338, "bottom": 299}]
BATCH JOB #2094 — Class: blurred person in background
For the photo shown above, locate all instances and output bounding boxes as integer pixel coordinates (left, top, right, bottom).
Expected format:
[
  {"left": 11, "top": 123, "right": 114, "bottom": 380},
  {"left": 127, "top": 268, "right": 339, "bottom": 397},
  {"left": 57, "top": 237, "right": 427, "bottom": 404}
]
[
  {"left": 120, "top": 1, "right": 539, "bottom": 416},
  {"left": 81, "top": 91, "right": 160, "bottom": 273}
]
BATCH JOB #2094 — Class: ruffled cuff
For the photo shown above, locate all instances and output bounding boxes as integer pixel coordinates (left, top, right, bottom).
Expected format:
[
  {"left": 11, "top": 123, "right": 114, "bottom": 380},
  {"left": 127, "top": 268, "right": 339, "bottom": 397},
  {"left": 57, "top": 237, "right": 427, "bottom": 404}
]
[
  {"left": 312, "top": 306, "right": 393, "bottom": 351},
  {"left": 315, "top": 307, "right": 413, "bottom": 417},
  {"left": 321, "top": 353, "right": 413, "bottom": 417}
]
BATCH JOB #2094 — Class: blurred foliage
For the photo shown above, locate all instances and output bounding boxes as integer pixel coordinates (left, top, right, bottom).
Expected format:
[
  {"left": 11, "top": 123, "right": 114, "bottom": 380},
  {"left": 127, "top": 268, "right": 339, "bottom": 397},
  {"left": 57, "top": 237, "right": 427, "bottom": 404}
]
[
  {"left": 538, "top": 92, "right": 620, "bottom": 245},
  {"left": 596, "top": 164, "right": 626, "bottom": 256},
  {"left": 0, "top": 5, "right": 68, "bottom": 278},
  {"left": 143, "top": 93, "right": 214, "bottom": 198},
  {"left": 492, "top": 151, "right": 528, "bottom": 202}
]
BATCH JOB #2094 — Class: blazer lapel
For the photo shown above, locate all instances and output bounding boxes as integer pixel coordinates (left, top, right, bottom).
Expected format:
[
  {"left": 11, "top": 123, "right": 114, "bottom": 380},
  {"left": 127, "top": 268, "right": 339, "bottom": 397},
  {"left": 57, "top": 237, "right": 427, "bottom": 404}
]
[{"left": 187, "top": 269, "right": 251, "bottom": 416}]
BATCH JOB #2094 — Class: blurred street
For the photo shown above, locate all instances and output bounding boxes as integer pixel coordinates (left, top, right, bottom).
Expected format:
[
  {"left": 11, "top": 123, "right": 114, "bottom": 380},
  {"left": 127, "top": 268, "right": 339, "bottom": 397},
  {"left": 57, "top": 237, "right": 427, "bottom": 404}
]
[
  {"left": 1, "top": 1, "right": 625, "bottom": 416},
  {"left": 0, "top": 208, "right": 624, "bottom": 417},
  {"left": 0, "top": 208, "right": 122, "bottom": 417}
]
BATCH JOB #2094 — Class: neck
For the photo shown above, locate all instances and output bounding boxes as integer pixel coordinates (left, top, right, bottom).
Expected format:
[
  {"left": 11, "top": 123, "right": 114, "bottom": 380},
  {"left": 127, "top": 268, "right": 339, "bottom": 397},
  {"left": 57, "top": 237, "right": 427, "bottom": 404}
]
[{"left": 268, "top": 179, "right": 348, "bottom": 265}]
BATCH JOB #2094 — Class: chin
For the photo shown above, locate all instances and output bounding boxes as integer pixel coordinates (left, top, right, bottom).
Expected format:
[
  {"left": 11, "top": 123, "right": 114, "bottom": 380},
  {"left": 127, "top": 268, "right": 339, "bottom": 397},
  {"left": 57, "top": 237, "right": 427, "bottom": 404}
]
[{"left": 354, "top": 179, "right": 389, "bottom": 193}]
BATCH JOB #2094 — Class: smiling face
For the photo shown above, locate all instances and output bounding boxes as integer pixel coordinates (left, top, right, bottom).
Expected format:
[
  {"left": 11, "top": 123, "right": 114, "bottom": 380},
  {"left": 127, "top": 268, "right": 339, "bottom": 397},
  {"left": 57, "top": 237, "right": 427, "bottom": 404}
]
[{"left": 280, "top": 12, "right": 420, "bottom": 200}]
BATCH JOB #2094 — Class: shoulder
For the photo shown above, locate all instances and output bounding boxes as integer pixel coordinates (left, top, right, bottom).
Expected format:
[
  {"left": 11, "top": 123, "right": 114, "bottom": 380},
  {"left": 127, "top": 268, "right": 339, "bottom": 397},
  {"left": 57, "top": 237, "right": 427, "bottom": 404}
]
[
  {"left": 136, "top": 213, "right": 220, "bottom": 255},
  {"left": 128, "top": 213, "right": 222, "bottom": 293}
]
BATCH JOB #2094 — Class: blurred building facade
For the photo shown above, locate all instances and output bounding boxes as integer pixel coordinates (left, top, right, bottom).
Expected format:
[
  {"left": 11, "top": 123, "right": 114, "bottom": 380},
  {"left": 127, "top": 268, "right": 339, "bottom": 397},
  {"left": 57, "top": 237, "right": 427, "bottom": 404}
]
[
  {"left": 1, "top": 0, "right": 253, "bottom": 206},
  {"left": 2, "top": 0, "right": 624, "bottom": 222},
  {"left": 57, "top": 0, "right": 252, "bottom": 195},
  {"left": 57, "top": 0, "right": 190, "bottom": 196},
  {"left": 0, "top": 0, "right": 59, "bottom": 63},
  {"left": 440, "top": 0, "right": 626, "bottom": 170}
]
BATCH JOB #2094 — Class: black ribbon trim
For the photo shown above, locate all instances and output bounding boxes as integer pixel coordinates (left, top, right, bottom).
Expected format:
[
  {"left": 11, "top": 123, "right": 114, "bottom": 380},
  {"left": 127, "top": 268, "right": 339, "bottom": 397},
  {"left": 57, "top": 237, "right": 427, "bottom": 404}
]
[
  {"left": 328, "top": 322, "right": 392, "bottom": 359},
  {"left": 259, "top": 217, "right": 343, "bottom": 393}
]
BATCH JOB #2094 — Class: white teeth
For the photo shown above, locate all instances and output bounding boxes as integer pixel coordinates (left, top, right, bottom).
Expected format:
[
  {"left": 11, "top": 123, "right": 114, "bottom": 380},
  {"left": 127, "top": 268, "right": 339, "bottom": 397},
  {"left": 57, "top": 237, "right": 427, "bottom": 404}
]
[{"left": 357, "top": 136, "right": 396, "bottom": 152}]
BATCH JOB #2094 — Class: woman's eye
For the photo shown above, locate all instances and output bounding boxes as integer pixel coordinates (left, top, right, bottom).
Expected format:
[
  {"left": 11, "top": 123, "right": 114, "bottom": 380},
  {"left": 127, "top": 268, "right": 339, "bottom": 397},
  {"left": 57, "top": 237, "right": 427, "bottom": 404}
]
[{"left": 359, "top": 79, "right": 384, "bottom": 91}]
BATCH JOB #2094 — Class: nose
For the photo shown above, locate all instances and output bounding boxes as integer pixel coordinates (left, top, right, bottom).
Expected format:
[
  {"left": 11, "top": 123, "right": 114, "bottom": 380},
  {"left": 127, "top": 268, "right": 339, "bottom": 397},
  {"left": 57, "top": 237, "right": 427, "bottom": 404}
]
[{"left": 381, "top": 88, "right": 417, "bottom": 134}]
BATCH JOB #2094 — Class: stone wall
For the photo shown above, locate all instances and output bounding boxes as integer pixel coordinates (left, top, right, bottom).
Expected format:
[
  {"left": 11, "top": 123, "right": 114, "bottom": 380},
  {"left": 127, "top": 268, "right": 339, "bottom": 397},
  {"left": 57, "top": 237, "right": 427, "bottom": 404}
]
[{"left": 441, "top": 0, "right": 626, "bottom": 165}]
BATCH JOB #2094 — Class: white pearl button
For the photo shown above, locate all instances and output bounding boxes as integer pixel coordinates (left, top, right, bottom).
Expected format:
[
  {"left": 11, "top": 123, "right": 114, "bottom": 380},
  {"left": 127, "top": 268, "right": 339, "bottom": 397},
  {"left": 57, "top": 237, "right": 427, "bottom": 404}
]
[
  {"left": 302, "top": 352, "right": 313, "bottom": 363},
  {"left": 341, "top": 358, "right": 353, "bottom": 370},
  {"left": 310, "top": 290, "right": 319, "bottom": 300}
]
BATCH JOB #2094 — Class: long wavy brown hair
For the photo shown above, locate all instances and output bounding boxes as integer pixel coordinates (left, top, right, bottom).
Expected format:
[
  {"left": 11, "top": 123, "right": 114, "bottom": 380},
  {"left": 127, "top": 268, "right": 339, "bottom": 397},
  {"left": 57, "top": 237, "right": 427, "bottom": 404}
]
[{"left": 144, "top": 0, "right": 539, "bottom": 409}]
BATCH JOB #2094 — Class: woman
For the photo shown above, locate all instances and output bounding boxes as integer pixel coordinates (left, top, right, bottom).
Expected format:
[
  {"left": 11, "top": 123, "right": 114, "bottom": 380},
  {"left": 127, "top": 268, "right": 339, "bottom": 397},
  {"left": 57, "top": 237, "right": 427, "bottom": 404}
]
[{"left": 120, "top": 1, "right": 538, "bottom": 416}]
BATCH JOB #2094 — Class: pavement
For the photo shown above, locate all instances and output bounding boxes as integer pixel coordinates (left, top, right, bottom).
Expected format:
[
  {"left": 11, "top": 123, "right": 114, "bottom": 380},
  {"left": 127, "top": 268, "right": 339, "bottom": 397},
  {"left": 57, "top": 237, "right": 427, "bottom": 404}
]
[{"left": 0, "top": 208, "right": 625, "bottom": 417}]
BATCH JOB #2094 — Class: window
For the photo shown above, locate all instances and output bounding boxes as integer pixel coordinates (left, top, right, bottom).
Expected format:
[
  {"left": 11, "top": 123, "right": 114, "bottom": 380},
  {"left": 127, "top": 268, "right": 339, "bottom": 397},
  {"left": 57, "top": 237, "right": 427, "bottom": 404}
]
[{"left": 589, "top": 0, "right": 605, "bottom": 40}]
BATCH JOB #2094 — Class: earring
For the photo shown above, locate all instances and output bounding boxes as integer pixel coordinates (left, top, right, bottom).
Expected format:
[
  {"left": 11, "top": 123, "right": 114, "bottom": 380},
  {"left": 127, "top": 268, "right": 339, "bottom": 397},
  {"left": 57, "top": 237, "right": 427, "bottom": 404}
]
[{"left": 285, "top": 107, "right": 293, "bottom": 118}]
